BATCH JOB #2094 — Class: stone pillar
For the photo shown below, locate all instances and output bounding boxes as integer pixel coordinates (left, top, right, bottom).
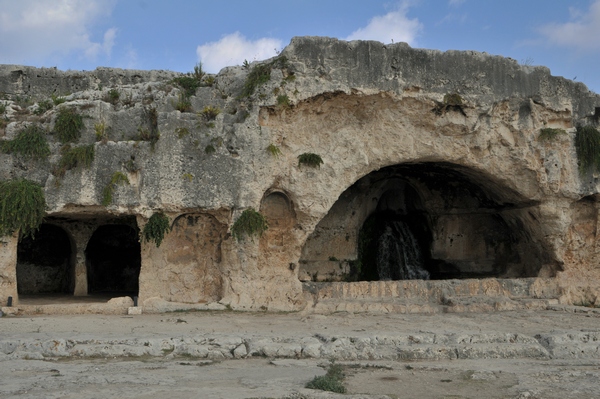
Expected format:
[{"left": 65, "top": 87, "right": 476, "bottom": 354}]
[
  {"left": 0, "top": 232, "right": 19, "bottom": 305},
  {"left": 71, "top": 226, "right": 95, "bottom": 296}
]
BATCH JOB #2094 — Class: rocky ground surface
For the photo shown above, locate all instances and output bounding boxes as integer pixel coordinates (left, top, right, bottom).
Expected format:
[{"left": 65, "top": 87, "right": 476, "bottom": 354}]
[{"left": 1, "top": 307, "right": 600, "bottom": 398}]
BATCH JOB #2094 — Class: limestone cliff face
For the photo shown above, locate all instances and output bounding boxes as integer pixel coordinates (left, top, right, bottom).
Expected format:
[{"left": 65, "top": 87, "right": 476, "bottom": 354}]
[{"left": 1, "top": 37, "right": 600, "bottom": 311}]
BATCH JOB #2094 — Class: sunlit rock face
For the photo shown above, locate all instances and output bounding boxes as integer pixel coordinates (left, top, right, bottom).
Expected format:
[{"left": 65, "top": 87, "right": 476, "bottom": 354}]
[{"left": 1, "top": 36, "right": 600, "bottom": 312}]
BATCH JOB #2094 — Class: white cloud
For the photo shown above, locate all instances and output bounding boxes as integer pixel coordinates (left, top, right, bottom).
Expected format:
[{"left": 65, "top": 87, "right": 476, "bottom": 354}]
[
  {"left": 0, "top": 0, "right": 117, "bottom": 64},
  {"left": 197, "top": 32, "right": 283, "bottom": 73},
  {"left": 122, "top": 46, "right": 139, "bottom": 70},
  {"left": 538, "top": 0, "right": 600, "bottom": 51},
  {"left": 85, "top": 28, "right": 117, "bottom": 59},
  {"left": 345, "top": 2, "right": 423, "bottom": 45}
]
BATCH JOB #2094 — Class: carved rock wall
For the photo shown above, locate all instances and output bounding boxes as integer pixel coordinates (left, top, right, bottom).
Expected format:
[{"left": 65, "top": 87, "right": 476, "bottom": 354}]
[{"left": 1, "top": 37, "right": 600, "bottom": 311}]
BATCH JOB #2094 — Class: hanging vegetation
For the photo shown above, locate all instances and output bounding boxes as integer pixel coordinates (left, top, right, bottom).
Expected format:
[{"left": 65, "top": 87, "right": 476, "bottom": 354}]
[
  {"left": 575, "top": 125, "right": 600, "bottom": 174},
  {"left": 101, "top": 171, "right": 130, "bottom": 206},
  {"left": 231, "top": 208, "right": 268, "bottom": 241},
  {"left": 143, "top": 212, "right": 171, "bottom": 248},
  {"left": 0, "top": 178, "right": 45, "bottom": 238}
]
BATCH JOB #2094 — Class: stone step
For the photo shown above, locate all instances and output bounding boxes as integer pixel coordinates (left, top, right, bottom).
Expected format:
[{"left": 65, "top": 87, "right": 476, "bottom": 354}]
[
  {"left": 310, "top": 296, "right": 557, "bottom": 315},
  {"left": 304, "top": 278, "right": 560, "bottom": 302},
  {"left": 10, "top": 329, "right": 599, "bottom": 361}
]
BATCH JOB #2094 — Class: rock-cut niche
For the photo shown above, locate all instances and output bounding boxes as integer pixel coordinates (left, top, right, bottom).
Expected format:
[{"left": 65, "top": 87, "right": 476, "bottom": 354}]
[
  {"left": 299, "top": 162, "right": 559, "bottom": 282},
  {"left": 85, "top": 223, "right": 141, "bottom": 296},
  {"left": 164, "top": 213, "right": 226, "bottom": 303},
  {"left": 17, "top": 224, "right": 73, "bottom": 295}
]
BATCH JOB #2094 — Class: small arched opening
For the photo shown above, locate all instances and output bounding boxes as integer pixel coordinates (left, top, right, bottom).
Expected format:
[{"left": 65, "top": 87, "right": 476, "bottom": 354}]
[
  {"left": 86, "top": 223, "right": 141, "bottom": 296},
  {"left": 17, "top": 224, "right": 74, "bottom": 295}
]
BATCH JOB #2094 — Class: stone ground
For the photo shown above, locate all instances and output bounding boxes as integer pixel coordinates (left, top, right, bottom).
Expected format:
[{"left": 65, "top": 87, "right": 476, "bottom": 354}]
[{"left": 1, "top": 307, "right": 600, "bottom": 398}]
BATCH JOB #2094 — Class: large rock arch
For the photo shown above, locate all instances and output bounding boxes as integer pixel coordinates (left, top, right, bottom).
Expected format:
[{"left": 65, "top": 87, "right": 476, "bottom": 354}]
[{"left": 299, "top": 162, "right": 559, "bottom": 282}]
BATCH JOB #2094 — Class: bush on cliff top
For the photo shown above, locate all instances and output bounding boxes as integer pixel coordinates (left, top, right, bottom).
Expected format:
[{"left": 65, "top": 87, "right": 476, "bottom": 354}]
[{"left": 241, "top": 56, "right": 288, "bottom": 98}]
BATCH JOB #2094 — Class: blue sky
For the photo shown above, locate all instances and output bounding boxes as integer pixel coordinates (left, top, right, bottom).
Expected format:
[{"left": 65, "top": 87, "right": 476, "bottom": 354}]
[{"left": 1, "top": 0, "right": 600, "bottom": 93}]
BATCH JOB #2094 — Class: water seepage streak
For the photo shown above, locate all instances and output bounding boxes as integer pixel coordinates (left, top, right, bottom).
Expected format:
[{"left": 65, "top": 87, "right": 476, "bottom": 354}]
[{"left": 376, "top": 220, "right": 430, "bottom": 280}]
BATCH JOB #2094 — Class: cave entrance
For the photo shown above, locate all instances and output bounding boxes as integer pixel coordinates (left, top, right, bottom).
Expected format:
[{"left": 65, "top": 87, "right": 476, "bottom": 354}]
[
  {"left": 299, "top": 162, "right": 559, "bottom": 282},
  {"left": 86, "top": 223, "right": 141, "bottom": 296},
  {"left": 17, "top": 224, "right": 74, "bottom": 295}
]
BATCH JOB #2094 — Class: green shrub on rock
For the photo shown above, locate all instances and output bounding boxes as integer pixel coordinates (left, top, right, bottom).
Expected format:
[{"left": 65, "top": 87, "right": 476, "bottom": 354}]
[
  {"left": 231, "top": 208, "right": 268, "bottom": 241},
  {"left": 55, "top": 107, "right": 84, "bottom": 143},
  {"left": 298, "top": 152, "right": 323, "bottom": 168},
  {"left": 0, "top": 124, "right": 50, "bottom": 160}
]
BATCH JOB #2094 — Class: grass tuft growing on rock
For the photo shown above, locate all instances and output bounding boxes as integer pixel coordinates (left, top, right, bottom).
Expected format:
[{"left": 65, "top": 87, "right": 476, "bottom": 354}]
[
  {"left": 231, "top": 208, "right": 268, "bottom": 241},
  {"left": 105, "top": 89, "right": 120, "bottom": 105},
  {"left": 575, "top": 125, "right": 600, "bottom": 175},
  {"left": 266, "top": 143, "right": 282, "bottom": 157},
  {"left": 0, "top": 124, "right": 50, "bottom": 160},
  {"left": 0, "top": 178, "right": 45, "bottom": 238},
  {"left": 175, "top": 127, "right": 190, "bottom": 139},
  {"left": 199, "top": 105, "right": 221, "bottom": 121},
  {"left": 305, "top": 363, "right": 346, "bottom": 394},
  {"left": 174, "top": 93, "right": 192, "bottom": 112},
  {"left": 54, "top": 144, "right": 95, "bottom": 177},
  {"left": 54, "top": 107, "right": 84, "bottom": 143},
  {"left": 276, "top": 94, "right": 291, "bottom": 110},
  {"left": 143, "top": 212, "right": 171, "bottom": 248},
  {"left": 298, "top": 152, "right": 323, "bottom": 168},
  {"left": 539, "top": 128, "right": 566, "bottom": 142},
  {"left": 95, "top": 122, "right": 108, "bottom": 142},
  {"left": 34, "top": 99, "right": 54, "bottom": 115},
  {"left": 51, "top": 94, "right": 66, "bottom": 106}
]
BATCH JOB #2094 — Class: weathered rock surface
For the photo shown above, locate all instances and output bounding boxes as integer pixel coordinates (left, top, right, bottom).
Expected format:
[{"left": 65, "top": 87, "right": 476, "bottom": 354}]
[{"left": 1, "top": 36, "right": 600, "bottom": 312}]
